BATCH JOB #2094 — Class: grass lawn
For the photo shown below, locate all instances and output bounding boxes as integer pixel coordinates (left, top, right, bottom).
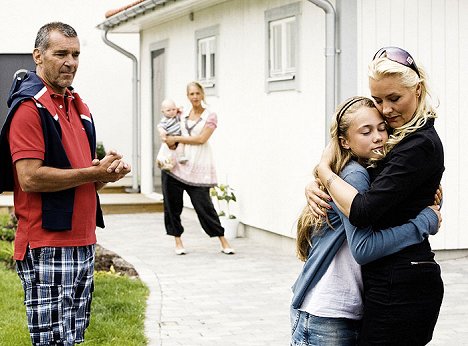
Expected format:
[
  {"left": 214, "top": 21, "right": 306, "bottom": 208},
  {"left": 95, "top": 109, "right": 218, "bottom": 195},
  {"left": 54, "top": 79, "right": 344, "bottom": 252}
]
[
  {"left": 0, "top": 261, "right": 149, "bottom": 346},
  {"left": 0, "top": 261, "right": 29, "bottom": 345}
]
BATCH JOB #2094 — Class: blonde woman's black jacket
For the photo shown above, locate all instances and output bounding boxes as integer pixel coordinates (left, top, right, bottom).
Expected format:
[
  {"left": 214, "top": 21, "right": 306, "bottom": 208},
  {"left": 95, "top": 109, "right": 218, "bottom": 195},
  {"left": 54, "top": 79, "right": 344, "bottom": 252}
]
[{"left": 350, "top": 118, "right": 444, "bottom": 265}]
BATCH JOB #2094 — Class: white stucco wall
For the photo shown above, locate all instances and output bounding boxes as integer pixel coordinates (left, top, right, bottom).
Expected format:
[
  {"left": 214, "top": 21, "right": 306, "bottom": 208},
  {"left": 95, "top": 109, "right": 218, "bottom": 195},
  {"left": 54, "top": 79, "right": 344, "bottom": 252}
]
[
  {"left": 356, "top": 0, "right": 468, "bottom": 250},
  {"left": 138, "top": 0, "right": 328, "bottom": 238},
  {"left": 0, "top": 0, "right": 138, "bottom": 169}
]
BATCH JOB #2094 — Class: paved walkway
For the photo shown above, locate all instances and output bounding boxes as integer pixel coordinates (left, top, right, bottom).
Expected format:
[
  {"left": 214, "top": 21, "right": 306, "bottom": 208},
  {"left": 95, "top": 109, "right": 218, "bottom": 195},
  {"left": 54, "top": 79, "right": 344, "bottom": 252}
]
[{"left": 97, "top": 210, "right": 468, "bottom": 346}]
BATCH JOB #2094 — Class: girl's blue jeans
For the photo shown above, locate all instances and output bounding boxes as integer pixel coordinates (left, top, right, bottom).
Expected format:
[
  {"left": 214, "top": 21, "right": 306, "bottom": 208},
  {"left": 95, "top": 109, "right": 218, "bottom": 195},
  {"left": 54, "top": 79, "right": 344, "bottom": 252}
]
[{"left": 290, "top": 307, "right": 361, "bottom": 346}]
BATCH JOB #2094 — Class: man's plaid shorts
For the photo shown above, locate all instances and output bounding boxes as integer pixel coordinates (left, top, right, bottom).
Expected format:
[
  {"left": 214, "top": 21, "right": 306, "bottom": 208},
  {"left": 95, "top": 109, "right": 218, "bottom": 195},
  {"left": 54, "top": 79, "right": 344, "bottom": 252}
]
[{"left": 16, "top": 245, "right": 95, "bottom": 346}]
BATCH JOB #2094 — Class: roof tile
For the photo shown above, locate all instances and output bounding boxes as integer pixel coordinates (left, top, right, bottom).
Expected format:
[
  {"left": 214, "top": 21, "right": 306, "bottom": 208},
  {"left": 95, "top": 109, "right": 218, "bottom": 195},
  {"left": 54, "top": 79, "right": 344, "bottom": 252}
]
[{"left": 105, "top": 0, "right": 145, "bottom": 18}]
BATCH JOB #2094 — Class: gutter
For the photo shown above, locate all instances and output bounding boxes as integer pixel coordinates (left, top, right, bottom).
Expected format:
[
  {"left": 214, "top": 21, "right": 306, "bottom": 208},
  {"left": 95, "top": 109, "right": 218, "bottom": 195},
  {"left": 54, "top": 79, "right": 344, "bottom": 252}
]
[
  {"left": 306, "top": 0, "right": 337, "bottom": 143},
  {"left": 98, "top": 0, "right": 168, "bottom": 31},
  {"left": 101, "top": 30, "right": 140, "bottom": 193},
  {"left": 97, "top": 0, "right": 232, "bottom": 32}
]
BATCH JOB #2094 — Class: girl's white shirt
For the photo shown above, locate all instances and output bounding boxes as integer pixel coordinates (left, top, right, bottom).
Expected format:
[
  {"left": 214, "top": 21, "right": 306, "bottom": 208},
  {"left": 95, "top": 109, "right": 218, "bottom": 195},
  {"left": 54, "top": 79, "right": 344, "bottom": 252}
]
[{"left": 300, "top": 239, "right": 363, "bottom": 320}]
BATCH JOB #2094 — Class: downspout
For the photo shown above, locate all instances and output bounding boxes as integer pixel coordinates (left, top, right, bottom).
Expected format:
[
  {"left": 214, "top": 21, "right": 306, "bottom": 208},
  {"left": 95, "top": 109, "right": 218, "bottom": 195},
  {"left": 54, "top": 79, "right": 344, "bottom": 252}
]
[
  {"left": 101, "top": 30, "right": 140, "bottom": 192},
  {"left": 306, "top": 0, "right": 337, "bottom": 143}
]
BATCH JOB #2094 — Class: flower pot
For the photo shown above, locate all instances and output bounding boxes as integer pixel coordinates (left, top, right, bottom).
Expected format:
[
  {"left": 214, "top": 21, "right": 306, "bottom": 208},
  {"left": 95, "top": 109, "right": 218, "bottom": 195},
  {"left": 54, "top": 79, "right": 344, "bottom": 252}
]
[{"left": 220, "top": 217, "right": 239, "bottom": 240}]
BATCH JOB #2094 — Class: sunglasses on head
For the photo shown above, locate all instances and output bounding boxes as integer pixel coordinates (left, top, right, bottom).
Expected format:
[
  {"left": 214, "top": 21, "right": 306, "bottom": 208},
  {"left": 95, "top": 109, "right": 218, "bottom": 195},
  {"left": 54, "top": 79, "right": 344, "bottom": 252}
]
[{"left": 372, "top": 46, "right": 420, "bottom": 78}]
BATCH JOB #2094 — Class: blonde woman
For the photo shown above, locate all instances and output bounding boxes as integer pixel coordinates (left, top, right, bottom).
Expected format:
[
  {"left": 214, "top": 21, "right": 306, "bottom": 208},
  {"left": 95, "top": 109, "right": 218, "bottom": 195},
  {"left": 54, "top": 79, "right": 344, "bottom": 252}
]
[
  {"left": 163, "top": 81, "right": 234, "bottom": 255},
  {"left": 310, "top": 48, "right": 444, "bottom": 344},
  {"left": 290, "top": 97, "right": 440, "bottom": 345}
]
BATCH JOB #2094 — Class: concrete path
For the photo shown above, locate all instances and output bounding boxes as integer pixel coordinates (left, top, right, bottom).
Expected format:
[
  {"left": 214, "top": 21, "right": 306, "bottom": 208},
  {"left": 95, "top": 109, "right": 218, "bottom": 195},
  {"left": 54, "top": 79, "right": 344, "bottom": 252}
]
[{"left": 97, "top": 211, "right": 468, "bottom": 346}]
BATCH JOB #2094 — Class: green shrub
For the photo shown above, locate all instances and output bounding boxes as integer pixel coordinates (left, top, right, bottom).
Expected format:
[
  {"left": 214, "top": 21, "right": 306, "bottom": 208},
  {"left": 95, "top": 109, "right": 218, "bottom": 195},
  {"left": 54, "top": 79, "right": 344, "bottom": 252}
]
[
  {"left": 0, "top": 213, "right": 17, "bottom": 242},
  {"left": 96, "top": 141, "right": 106, "bottom": 160},
  {"left": 0, "top": 241, "right": 15, "bottom": 270}
]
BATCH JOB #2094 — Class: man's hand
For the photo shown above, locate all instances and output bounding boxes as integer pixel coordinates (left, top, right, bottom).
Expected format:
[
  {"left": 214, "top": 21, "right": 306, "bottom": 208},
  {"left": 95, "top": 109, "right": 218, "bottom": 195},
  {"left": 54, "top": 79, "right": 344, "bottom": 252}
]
[
  {"left": 92, "top": 150, "right": 131, "bottom": 183},
  {"left": 93, "top": 150, "right": 128, "bottom": 173}
]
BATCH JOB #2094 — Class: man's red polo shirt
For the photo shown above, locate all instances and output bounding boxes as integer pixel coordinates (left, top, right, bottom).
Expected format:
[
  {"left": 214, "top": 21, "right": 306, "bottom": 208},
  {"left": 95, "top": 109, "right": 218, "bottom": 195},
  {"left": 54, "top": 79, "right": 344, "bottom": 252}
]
[{"left": 9, "top": 86, "right": 97, "bottom": 260}]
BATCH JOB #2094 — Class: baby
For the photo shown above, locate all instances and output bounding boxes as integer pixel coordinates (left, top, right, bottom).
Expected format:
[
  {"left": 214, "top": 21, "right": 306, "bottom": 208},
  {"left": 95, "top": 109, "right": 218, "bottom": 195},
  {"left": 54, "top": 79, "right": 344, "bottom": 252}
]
[{"left": 156, "top": 99, "right": 187, "bottom": 171}]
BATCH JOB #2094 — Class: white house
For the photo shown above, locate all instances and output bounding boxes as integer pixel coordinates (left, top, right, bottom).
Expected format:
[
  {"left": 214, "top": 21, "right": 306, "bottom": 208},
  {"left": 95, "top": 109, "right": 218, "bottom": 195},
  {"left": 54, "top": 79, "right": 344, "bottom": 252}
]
[
  {"left": 95, "top": 0, "right": 468, "bottom": 255},
  {"left": 1, "top": 1, "right": 465, "bottom": 254}
]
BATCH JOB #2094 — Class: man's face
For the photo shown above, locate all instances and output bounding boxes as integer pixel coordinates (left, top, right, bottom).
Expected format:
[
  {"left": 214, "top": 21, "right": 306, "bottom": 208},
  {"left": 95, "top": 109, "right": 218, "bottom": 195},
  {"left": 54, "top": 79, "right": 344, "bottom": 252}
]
[{"left": 33, "top": 30, "right": 80, "bottom": 94}]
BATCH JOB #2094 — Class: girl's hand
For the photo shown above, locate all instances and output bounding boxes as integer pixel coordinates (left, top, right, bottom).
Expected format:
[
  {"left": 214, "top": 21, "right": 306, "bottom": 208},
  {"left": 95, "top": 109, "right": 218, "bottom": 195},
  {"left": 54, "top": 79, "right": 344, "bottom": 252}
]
[{"left": 428, "top": 205, "right": 442, "bottom": 230}]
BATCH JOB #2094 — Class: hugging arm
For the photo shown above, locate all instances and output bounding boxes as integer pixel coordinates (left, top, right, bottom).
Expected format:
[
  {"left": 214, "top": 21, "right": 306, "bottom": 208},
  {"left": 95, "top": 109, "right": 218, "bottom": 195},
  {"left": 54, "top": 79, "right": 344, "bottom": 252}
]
[
  {"left": 337, "top": 166, "right": 440, "bottom": 265},
  {"left": 341, "top": 207, "right": 440, "bottom": 265},
  {"left": 315, "top": 135, "right": 441, "bottom": 227},
  {"left": 348, "top": 135, "right": 441, "bottom": 227},
  {"left": 314, "top": 143, "right": 359, "bottom": 217},
  {"left": 310, "top": 142, "right": 358, "bottom": 218}
]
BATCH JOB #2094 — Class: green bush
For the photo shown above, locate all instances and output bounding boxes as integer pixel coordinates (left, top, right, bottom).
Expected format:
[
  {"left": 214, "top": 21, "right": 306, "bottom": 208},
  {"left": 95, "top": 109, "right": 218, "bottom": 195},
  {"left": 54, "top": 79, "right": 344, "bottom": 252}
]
[
  {"left": 0, "top": 241, "right": 15, "bottom": 270},
  {"left": 0, "top": 213, "right": 17, "bottom": 242},
  {"left": 0, "top": 214, "right": 16, "bottom": 269},
  {"left": 96, "top": 141, "right": 106, "bottom": 160}
]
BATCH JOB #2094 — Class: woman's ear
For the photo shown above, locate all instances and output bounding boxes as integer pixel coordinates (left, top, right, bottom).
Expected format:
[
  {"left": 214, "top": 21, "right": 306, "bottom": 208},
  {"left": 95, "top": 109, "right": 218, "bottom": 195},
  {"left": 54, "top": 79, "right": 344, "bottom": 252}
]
[
  {"left": 416, "top": 83, "right": 422, "bottom": 98},
  {"left": 339, "top": 136, "right": 350, "bottom": 149}
]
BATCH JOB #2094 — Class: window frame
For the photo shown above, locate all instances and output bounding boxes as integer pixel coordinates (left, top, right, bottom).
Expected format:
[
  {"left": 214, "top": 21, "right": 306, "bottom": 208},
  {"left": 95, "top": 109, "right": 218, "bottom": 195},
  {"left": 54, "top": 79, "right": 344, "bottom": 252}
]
[
  {"left": 195, "top": 25, "right": 219, "bottom": 96},
  {"left": 265, "top": 2, "right": 301, "bottom": 92}
]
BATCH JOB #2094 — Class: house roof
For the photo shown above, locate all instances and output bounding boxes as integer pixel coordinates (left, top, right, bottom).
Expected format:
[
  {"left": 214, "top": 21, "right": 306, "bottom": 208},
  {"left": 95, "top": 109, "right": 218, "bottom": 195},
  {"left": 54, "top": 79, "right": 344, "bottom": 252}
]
[
  {"left": 97, "top": 0, "right": 170, "bottom": 32},
  {"left": 104, "top": 0, "right": 146, "bottom": 18},
  {"left": 97, "top": 0, "right": 228, "bottom": 33}
]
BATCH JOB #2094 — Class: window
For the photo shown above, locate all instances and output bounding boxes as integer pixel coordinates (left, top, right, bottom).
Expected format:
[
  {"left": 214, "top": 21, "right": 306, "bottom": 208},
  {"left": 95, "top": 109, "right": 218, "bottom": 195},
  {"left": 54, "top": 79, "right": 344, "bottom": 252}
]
[
  {"left": 198, "top": 36, "right": 216, "bottom": 84},
  {"left": 195, "top": 25, "right": 219, "bottom": 95},
  {"left": 269, "top": 17, "right": 297, "bottom": 78},
  {"left": 265, "top": 3, "right": 301, "bottom": 92}
]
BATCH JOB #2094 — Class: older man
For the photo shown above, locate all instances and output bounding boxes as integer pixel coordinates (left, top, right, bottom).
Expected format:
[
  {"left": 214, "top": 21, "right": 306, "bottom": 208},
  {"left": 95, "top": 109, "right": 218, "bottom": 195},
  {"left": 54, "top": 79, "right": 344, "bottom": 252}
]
[{"left": 0, "top": 22, "right": 130, "bottom": 345}]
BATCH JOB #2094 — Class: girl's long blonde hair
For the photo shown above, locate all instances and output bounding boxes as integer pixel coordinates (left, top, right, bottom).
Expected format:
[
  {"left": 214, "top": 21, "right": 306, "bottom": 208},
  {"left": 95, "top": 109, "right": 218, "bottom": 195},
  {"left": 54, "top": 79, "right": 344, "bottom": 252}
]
[
  {"left": 368, "top": 56, "right": 437, "bottom": 156},
  {"left": 296, "top": 97, "right": 377, "bottom": 261}
]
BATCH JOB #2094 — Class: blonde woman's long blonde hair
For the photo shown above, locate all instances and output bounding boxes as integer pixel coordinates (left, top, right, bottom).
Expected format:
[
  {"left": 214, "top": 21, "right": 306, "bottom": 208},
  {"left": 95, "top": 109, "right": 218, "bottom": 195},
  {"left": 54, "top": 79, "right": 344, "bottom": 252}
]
[
  {"left": 296, "top": 97, "right": 377, "bottom": 261},
  {"left": 368, "top": 55, "right": 437, "bottom": 156}
]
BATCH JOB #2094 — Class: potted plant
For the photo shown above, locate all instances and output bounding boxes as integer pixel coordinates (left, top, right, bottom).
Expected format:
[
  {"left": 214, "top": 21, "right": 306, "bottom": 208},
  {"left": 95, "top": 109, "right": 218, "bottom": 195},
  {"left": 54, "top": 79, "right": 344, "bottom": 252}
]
[
  {"left": 210, "top": 184, "right": 239, "bottom": 239},
  {"left": 96, "top": 141, "right": 106, "bottom": 160}
]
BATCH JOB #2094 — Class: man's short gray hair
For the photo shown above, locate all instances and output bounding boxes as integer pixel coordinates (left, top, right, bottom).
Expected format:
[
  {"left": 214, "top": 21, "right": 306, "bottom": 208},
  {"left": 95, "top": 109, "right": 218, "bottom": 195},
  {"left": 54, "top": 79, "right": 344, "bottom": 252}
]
[{"left": 34, "top": 22, "right": 78, "bottom": 52}]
